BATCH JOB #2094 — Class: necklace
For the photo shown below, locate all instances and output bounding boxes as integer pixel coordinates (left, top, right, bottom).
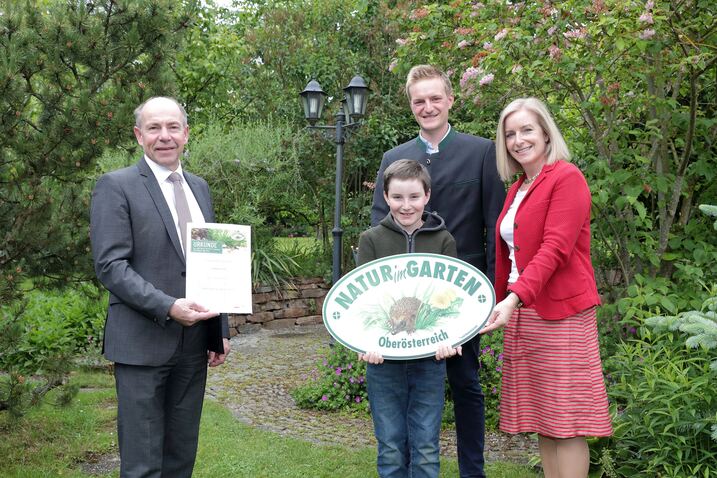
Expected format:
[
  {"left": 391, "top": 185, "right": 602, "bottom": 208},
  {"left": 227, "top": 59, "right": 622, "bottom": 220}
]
[{"left": 523, "top": 168, "right": 542, "bottom": 185}]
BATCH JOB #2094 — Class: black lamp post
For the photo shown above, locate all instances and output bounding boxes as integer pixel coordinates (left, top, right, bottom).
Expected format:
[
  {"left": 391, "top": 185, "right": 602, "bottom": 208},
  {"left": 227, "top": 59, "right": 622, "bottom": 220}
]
[{"left": 300, "top": 75, "right": 369, "bottom": 284}]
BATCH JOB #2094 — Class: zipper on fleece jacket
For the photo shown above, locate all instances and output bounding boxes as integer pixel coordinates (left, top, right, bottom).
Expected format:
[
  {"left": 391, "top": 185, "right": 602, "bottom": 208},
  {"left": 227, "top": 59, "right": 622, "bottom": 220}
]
[{"left": 407, "top": 230, "right": 416, "bottom": 252}]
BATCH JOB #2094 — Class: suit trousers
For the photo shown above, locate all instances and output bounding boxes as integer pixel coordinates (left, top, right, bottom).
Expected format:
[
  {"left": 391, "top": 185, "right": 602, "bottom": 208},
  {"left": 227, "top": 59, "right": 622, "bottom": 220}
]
[
  {"left": 114, "top": 325, "right": 208, "bottom": 478},
  {"left": 446, "top": 334, "right": 486, "bottom": 478}
]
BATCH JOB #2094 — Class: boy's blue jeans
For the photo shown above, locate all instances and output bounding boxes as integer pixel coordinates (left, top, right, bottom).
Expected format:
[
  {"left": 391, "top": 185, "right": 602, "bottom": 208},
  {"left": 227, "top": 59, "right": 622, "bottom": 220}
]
[{"left": 367, "top": 357, "right": 446, "bottom": 478}]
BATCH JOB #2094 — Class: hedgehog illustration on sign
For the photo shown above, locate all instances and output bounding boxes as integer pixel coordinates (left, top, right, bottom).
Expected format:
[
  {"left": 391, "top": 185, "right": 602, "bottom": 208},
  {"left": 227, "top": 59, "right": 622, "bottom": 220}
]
[
  {"left": 362, "top": 288, "right": 464, "bottom": 335},
  {"left": 388, "top": 297, "right": 424, "bottom": 335}
]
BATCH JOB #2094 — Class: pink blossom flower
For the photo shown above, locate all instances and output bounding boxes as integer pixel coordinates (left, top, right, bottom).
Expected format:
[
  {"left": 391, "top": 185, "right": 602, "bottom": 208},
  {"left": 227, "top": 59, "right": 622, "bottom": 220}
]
[
  {"left": 563, "top": 27, "right": 587, "bottom": 39},
  {"left": 494, "top": 28, "right": 508, "bottom": 41},
  {"left": 321, "top": 395, "right": 328, "bottom": 401},
  {"left": 355, "top": 396, "right": 362, "bottom": 403},
  {"left": 460, "top": 67, "right": 481, "bottom": 88},
  {"left": 388, "top": 58, "right": 398, "bottom": 72},
  {"left": 458, "top": 40, "right": 472, "bottom": 49},
  {"left": 410, "top": 7, "right": 429, "bottom": 20},
  {"left": 446, "top": 68, "right": 455, "bottom": 77},
  {"left": 549, "top": 44, "right": 562, "bottom": 59},
  {"left": 547, "top": 26, "right": 557, "bottom": 36},
  {"left": 483, "top": 41, "right": 493, "bottom": 50},
  {"left": 639, "top": 12, "right": 653, "bottom": 23},
  {"left": 479, "top": 74, "right": 494, "bottom": 86},
  {"left": 645, "top": 0, "right": 654, "bottom": 9},
  {"left": 396, "top": 38, "right": 409, "bottom": 46},
  {"left": 639, "top": 29, "right": 655, "bottom": 40}
]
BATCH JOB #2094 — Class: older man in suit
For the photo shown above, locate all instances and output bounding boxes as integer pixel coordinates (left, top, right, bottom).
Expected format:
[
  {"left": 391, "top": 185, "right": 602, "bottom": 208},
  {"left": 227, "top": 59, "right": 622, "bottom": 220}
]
[{"left": 90, "top": 96, "right": 230, "bottom": 478}]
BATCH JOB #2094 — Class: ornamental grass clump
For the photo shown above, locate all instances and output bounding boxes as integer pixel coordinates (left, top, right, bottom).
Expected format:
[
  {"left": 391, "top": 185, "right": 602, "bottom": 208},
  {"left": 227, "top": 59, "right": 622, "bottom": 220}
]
[{"left": 291, "top": 344, "right": 368, "bottom": 413}]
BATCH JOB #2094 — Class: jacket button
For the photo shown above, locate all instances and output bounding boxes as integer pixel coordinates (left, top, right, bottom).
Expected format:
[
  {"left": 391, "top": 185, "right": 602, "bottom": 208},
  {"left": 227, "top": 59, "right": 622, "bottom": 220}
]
[
  {"left": 514, "top": 222, "right": 518, "bottom": 229},
  {"left": 181, "top": 271, "right": 186, "bottom": 277}
]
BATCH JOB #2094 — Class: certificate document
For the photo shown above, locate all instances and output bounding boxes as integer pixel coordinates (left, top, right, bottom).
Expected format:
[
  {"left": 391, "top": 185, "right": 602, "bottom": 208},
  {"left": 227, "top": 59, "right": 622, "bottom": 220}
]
[{"left": 185, "top": 223, "right": 253, "bottom": 314}]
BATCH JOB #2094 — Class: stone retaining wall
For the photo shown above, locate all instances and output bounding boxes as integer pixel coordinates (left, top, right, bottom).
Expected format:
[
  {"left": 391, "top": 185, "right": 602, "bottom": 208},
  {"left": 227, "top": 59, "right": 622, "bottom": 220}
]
[{"left": 227, "top": 277, "right": 329, "bottom": 335}]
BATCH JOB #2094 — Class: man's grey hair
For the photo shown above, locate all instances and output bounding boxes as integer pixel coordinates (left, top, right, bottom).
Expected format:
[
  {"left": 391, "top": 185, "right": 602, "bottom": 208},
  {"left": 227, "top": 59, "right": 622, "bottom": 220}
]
[{"left": 134, "top": 96, "right": 188, "bottom": 128}]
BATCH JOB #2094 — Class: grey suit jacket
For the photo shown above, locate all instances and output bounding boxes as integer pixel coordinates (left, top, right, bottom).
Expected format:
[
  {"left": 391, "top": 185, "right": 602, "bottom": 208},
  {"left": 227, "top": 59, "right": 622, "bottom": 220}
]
[{"left": 90, "top": 158, "right": 229, "bottom": 366}]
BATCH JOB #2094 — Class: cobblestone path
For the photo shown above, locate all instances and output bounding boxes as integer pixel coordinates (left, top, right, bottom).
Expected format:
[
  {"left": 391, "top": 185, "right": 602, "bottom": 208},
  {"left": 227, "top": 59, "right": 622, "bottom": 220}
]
[{"left": 206, "top": 325, "right": 537, "bottom": 464}]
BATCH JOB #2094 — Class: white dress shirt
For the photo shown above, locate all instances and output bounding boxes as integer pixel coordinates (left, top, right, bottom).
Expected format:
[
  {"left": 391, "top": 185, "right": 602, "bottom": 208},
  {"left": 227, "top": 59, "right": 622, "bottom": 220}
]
[
  {"left": 499, "top": 188, "right": 527, "bottom": 284},
  {"left": 143, "top": 156, "right": 206, "bottom": 253}
]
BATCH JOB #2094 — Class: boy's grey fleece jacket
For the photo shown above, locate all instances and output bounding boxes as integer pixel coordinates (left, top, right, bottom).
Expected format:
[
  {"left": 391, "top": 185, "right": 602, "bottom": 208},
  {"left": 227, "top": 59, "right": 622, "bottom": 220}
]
[{"left": 357, "top": 211, "right": 457, "bottom": 267}]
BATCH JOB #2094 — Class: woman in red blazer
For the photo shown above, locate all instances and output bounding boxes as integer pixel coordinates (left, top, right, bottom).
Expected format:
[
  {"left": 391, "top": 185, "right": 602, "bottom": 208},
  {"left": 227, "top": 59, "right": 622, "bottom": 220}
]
[{"left": 480, "top": 98, "right": 612, "bottom": 478}]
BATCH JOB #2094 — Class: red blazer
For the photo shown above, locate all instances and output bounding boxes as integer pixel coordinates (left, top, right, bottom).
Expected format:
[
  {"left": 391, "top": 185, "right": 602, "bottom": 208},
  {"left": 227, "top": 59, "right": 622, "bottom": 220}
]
[{"left": 494, "top": 160, "right": 600, "bottom": 319}]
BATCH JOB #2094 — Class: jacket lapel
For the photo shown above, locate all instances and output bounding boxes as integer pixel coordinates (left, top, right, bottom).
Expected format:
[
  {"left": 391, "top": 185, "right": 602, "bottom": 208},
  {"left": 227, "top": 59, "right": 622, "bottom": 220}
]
[
  {"left": 517, "top": 161, "right": 558, "bottom": 205},
  {"left": 136, "top": 159, "right": 185, "bottom": 262}
]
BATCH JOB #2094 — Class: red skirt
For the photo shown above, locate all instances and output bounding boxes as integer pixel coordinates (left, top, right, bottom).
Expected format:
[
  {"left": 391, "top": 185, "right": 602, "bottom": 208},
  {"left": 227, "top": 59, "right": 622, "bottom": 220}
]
[{"left": 499, "top": 306, "right": 613, "bottom": 438}]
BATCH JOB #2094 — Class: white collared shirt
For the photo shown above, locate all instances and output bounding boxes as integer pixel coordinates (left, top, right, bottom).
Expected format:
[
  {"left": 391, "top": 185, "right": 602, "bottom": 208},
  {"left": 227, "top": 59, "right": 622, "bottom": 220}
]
[
  {"left": 499, "top": 188, "right": 528, "bottom": 284},
  {"left": 143, "top": 156, "right": 206, "bottom": 252},
  {"left": 418, "top": 124, "right": 452, "bottom": 154}
]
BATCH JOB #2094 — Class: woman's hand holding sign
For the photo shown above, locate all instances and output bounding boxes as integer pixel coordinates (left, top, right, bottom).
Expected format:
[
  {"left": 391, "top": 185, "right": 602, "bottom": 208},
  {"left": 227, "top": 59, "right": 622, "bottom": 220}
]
[{"left": 480, "top": 292, "right": 522, "bottom": 334}]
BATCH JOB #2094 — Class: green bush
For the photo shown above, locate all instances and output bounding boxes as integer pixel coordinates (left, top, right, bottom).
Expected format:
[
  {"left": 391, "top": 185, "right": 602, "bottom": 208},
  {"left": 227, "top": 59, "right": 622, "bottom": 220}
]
[
  {"left": 600, "top": 304, "right": 717, "bottom": 477},
  {"left": 291, "top": 344, "right": 369, "bottom": 413},
  {"left": 478, "top": 331, "right": 504, "bottom": 431},
  {"left": 1, "top": 284, "right": 105, "bottom": 372},
  {"left": 0, "top": 284, "right": 105, "bottom": 418}
]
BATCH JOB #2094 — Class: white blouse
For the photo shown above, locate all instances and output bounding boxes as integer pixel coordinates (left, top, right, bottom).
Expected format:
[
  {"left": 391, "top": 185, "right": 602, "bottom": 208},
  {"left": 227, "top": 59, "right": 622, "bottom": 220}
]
[{"left": 499, "top": 188, "right": 528, "bottom": 284}]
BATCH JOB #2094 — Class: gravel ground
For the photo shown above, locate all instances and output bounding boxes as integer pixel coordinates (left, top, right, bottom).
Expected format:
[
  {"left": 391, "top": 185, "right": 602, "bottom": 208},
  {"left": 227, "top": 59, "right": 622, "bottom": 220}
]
[{"left": 206, "top": 324, "right": 538, "bottom": 465}]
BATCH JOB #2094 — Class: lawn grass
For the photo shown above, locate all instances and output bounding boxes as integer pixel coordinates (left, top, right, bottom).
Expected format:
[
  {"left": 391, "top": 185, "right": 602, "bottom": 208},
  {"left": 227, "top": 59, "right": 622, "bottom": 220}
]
[
  {"left": 0, "top": 369, "right": 117, "bottom": 477},
  {"left": 0, "top": 370, "right": 540, "bottom": 477}
]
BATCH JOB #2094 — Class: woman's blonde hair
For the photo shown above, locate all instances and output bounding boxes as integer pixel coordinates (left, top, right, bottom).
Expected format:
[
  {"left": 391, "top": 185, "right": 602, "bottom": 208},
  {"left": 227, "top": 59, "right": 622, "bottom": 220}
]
[{"left": 495, "top": 97, "right": 571, "bottom": 181}]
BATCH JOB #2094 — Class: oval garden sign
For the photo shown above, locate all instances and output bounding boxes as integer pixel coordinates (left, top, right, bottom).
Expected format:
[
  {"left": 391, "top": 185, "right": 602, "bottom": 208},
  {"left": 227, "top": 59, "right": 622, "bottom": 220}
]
[{"left": 322, "top": 253, "right": 495, "bottom": 360}]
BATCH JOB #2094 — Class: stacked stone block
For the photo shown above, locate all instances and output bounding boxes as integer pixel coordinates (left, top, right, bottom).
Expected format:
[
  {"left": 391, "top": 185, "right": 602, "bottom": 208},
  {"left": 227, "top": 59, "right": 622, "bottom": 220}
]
[{"left": 227, "top": 277, "right": 329, "bottom": 335}]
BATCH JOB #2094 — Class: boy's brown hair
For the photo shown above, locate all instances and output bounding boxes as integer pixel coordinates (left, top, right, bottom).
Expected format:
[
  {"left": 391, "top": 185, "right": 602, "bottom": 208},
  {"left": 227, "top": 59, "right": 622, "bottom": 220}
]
[{"left": 383, "top": 159, "right": 431, "bottom": 195}]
